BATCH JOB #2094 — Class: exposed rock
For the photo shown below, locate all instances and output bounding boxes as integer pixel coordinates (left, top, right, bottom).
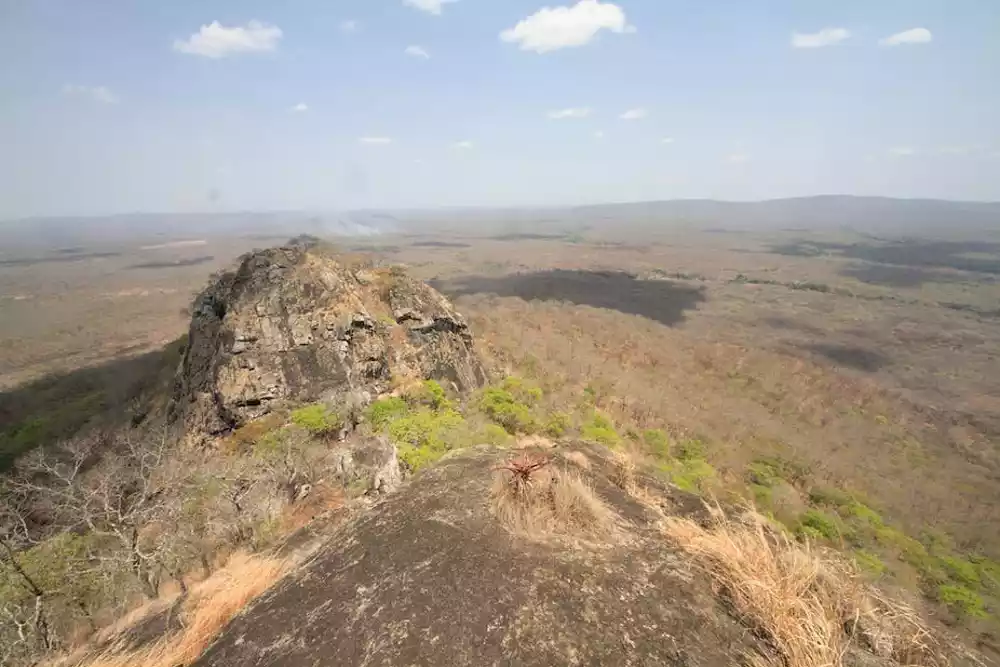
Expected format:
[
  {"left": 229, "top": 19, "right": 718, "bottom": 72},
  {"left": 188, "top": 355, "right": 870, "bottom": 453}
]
[
  {"left": 330, "top": 436, "right": 403, "bottom": 496},
  {"left": 194, "top": 443, "right": 765, "bottom": 667},
  {"left": 170, "top": 246, "right": 486, "bottom": 439}
]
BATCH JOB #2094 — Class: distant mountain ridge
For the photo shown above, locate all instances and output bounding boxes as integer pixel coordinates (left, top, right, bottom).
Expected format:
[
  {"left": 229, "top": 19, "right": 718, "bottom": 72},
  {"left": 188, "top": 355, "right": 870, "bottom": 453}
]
[{"left": 2, "top": 196, "right": 998, "bottom": 248}]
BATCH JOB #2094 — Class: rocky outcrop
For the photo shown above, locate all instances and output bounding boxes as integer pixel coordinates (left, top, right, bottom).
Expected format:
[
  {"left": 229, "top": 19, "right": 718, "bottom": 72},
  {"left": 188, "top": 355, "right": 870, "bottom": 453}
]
[
  {"left": 170, "top": 245, "right": 486, "bottom": 438},
  {"left": 192, "top": 443, "right": 763, "bottom": 667}
]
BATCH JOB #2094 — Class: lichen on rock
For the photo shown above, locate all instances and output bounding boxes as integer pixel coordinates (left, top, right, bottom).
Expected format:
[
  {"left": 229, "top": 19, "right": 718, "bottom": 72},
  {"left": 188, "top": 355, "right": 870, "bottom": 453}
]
[{"left": 170, "top": 245, "right": 486, "bottom": 440}]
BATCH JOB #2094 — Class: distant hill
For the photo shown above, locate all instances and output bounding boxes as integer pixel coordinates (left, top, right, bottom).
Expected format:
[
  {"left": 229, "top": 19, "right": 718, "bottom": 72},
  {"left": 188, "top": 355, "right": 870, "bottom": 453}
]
[{"left": 571, "top": 196, "right": 1000, "bottom": 234}]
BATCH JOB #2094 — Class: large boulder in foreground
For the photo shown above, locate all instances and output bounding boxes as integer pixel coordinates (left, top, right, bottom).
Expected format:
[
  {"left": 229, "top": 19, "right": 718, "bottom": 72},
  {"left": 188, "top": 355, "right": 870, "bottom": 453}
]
[
  {"left": 193, "top": 444, "right": 762, "bottom": 667},
  {"left": 171, "top": 244, "right": 486, "bottom": 437}
]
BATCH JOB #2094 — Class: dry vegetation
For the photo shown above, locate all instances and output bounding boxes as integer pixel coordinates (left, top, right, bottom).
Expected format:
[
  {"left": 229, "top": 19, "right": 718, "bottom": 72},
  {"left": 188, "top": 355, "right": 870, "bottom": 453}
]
[
  {"left": 3, "top": 220, "right": 1000, "bottom": 663},
  {"left": 491, "top": 453, "right": 613, "bottom": 540},
  {"left": 662, "top": 507, "right": 953, "bottom": 667},
  {"left": 52, "top": 552, "right": 291, "bottom": 667}
]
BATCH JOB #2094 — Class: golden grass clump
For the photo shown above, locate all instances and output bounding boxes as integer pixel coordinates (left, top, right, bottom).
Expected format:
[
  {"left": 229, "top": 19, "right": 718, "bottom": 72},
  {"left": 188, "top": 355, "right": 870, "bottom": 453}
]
[
  {"left": 64, "top": 552, "right": 290, "bottom": 667},
  {"left": 661, "top": 508, "right": 950, "bottom": 667},
  {"left": 611, "top": 450, "right": 637, "bottom": 496},
  {"left": 561, "top": 450, "right": 591, "bottom": 469},
  {"left": 492, "top": 453, "right": 612, "bottom": 538}
]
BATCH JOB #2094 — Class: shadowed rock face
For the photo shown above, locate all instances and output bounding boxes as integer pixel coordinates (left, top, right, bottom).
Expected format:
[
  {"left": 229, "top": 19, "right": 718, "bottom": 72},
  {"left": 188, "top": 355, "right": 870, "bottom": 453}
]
[
  {"left": 193, "top": 444, "right": 762, "bottom": 667},
  {"left": 171, "top": 246, "right": 486, "bottom": 438}
]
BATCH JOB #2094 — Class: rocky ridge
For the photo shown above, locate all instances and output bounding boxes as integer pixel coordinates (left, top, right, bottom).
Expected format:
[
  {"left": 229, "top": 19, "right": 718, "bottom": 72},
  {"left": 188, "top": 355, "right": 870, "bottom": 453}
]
[{"left": 170, "top": 243, "right": 486, "bottom": 439}]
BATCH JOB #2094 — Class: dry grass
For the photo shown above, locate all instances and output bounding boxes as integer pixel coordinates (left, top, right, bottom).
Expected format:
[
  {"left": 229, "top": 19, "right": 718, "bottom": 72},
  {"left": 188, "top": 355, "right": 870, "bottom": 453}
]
[
  {"left": 561, "top": 450, "right": 591, "bottom": 469},
  {"left": 611, "top": 450, "right": 637, "bottom": 496},
  {"left": 491, "top": 460, "right": 613, "bottom": 539},
  {"left": 661, "top": 508, "right": 950, "bottom": 667},
  {"left": 60, "top": 552, "right": 291, "bottom": 667}
]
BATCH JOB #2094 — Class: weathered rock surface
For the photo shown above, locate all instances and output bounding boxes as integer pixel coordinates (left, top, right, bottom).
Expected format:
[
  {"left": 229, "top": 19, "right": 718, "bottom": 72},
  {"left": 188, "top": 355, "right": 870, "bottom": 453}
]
[
  {"left": 170, "top": 245, "right": 486, "bottom": 438},
  {"left": 194, "top": 443, "right": 765, "bottom": 667}
]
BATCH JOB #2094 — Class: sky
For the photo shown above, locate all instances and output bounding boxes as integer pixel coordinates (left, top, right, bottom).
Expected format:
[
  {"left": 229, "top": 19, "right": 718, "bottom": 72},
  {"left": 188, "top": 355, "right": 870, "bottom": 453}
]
[{"left": 1, "top": 0, "right": 999, "bottom": 219}]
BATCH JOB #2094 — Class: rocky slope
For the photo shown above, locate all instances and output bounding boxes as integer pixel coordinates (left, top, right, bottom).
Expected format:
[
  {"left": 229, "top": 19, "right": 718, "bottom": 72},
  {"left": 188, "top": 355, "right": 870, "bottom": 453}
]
[
  {"left": 193, "top": 443, "right": 763, "bottom": 667},
  {"left": 170, "top": 244, "right": 486, "bottom": 438}
]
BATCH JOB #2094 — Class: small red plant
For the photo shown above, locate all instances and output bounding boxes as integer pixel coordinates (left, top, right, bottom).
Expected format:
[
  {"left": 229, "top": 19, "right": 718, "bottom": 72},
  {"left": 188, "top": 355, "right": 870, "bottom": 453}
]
[{"left": 497, "top": 452, "right": 550, "bottom": 493}]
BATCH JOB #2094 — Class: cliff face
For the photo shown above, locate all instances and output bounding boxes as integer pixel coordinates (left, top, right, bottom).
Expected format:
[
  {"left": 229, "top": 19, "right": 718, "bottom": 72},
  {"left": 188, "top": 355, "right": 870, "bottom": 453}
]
[{"left": 171, "top": 245, "right": 486, "bottom": 438}]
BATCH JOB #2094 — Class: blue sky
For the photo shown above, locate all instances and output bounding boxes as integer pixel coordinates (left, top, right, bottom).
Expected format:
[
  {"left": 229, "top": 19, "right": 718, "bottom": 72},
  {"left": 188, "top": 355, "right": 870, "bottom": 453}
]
[{"left": 1, "top": 0, "right": 998, "bottom": 218}]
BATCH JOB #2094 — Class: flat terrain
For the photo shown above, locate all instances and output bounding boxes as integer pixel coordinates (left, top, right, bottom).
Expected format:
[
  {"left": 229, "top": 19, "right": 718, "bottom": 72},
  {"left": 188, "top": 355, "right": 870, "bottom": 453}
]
[{"left": 2, "top": 207, "right": 1000, "bottom": 557}]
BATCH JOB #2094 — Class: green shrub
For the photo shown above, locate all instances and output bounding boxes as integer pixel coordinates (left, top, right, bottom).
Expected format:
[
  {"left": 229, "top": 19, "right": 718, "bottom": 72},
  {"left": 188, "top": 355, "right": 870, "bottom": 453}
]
[
  {"left": 580, "top": 412, "right": 620, "bottom": 447},
  {"left": 388, "top": 408, "right": 466, "bottom": 472},
  {"left": 290, "top": 404, "right": 343, "bottom": 436},
  {"left": 481, "top": 424, "right": 511, "bottom": 446},
  {"left": 501, "top": 376, "right": 543, "bottom": 404},
  {"left": 543, "top": 412, "right": 570, "bottom": 438},
  {"left": 797, "top": 509, "right": 843, "bottom": 542},
  {"left": 366, "top": 397, "right": 410, "bottom": 431},
  {"left": 675, "top": 438, "right": 705, "bottom": 462},
  {"left": 938, "top": 584, "right": 988, "bottom": 619},
  {"left": 746, "top": 456, "right": 809, "bottom": 487},
  {"left": 746, "top": 460, "right": 783, "bottom": 488},
  {"left": 407, "top": 380, "right": 450, "bottom": 410},
  {"left": 844, "top": 501, "right": 884, "bottom": 528},
  {"left": 667, "top": 458, "right": 716, "bottom": 493},
  {"left": 478, "top": 387, "right": 537, "bottom": 434},
  {"left": 939, "top": 555, "right": 980, "bottom": 587},
  {"left": 642, "top": 429, "right": 670, "bottom": 460},
  {"left": 853, "top": 550, "right": 887, "bottom": 576},
  {"left": 808, "top": 486, "right": 854, "bottom": 508}
]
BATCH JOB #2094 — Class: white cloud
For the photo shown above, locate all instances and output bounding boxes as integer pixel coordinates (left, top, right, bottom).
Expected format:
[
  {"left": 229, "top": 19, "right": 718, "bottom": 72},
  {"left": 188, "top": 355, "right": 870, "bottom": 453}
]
[
  {"left": 500, "top": 0, "right": 633, "bottom": 54},
  {"left": 726, "top": 153, "right": 751, "bottom": 164},
  {"left": 340, "top": 20, "right": 359, "bottom": 33},
  {"left": 291, "top": 103, "right": 308, "bottom": 112},
  {"left": 548, "top": 107, "right": 591, "bottom": 120},
  {"left": 791, "top": 27, "right": 850, "bottom": 48},
  {"left": 453, "top": 140, "right": 474, "bottom": 149},
  {"left": 594, "top": 130, "right": 605, "bottom": 139},
  {"left": 62, "top": 84, "right": 120, "bottom": 104},
  {"left": 404, "top": 0, "right": 458, "bottom": 15},
  {"left": 173, "top": 20, "right": 282, "bottom": 58},
  {"left": 661, "top": 137, "right": 675, "bottom": 144},
  {"left": 879, "top": 28, "right": 932, "bottom": 46},
  {"left": 888, "top": 146, "right": 917, "bottom": 157},
  {"left": 359, "top": 137, "right": 393, "bottom": 145},
  {"left": 405, "top": 45, "right": 431, "bottom": 59},
  {"left": 619, "top": 107, "right": 647, "bottom": 120}
]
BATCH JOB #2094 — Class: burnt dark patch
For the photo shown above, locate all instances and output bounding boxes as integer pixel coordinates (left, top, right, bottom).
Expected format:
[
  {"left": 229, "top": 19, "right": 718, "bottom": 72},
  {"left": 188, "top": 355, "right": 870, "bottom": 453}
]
[
  {"left": 434, "top": 270, "right": 706, "bottom": 327},
  {"left": 803, "top": 343, "right": 889, "bottom": 372},
  {"left": 411, "top": 241, "right": 471, "bottom": 248},
  {"left": 126, "top": 256, "right": 215, "bottom": 270},
  {"left": 0, "top": 251, "right": 121, "bottom": 268},
  {"left": 762, "top": 316, "right": 825, "bottom": 336},
  {"left": 769, "top": 239, "right": 1000, "bottom": 275},
  {"left": 839, "top": 263, "right": 969, "bottom": 288}
]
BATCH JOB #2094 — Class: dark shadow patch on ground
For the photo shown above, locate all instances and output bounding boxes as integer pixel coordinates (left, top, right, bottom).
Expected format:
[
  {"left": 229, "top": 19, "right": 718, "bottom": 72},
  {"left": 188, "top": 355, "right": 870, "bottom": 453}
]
[
  {"left": 433, "top": 270, "right": 706, "bottom": 327},
  {"left": 802, "top": 343, "right": 889, "bottom": 372},
  {"left": 127, "top": 256, "right": 214, "bottom": 270},
  {"left": 0, "top": 252, "right": 122, "bottom": 268},
  {"left": 762, "top": 316, "right": 826, "bottom": 336},
  {"left": 768, "top": 240, "right": 1000, "bottom": 275},
  {"left": 0, "top": 340, "right": 184, "bottom": 471},
  {"left": 839, "top": 263, "right": 970, "bottom": 288},
  {"left": 411, "top": 241, "right": 471, "bottom": 248}
]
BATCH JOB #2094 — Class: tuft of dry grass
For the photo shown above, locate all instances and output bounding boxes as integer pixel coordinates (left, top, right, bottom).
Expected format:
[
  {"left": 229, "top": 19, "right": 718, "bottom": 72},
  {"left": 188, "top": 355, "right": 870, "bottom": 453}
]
[
  {"left": 492, "top": 458, "right": 612, "bottom": 539},
  {"left": 661, "top": 508, "right": 950, "bottom": 667},
  {"left": 611, "top": 450, "right": 637, "bottom": 496},
  {"left": 61, "top": 552, "right": 291, "bottom": 667},
  {"left": 561, "top": 450, "right": 591, "bottom": 469}
]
